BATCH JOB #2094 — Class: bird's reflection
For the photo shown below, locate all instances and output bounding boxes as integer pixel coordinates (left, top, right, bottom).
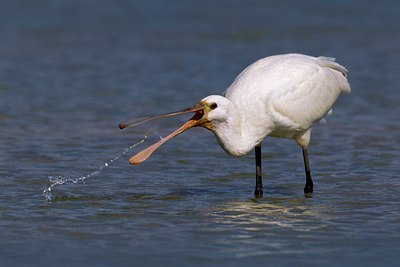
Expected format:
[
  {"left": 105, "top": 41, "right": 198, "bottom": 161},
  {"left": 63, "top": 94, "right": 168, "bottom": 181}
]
[
  {"left": 210, "top": 197, "right": 330, "bottom": 231},
  {"left": 203, "top": 198, "right": 333, "bottom": 257}
]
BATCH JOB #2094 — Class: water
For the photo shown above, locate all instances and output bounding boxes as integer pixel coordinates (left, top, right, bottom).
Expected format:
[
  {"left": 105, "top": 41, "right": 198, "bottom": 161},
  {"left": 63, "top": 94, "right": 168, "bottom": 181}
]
[
  {"left": 0, "top": 0, "right": 399, "bottom": 266},
  {"left": 42, "top": 131, "right": 153, "bottom": 201}
]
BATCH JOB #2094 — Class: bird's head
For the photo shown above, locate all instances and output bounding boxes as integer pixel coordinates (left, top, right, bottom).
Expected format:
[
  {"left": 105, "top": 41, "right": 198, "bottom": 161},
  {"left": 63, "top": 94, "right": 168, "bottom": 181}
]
[
  {"left": 118, "top": 95, "right": 230, "bottom": 164},
  {"left": 199, "top": 95, "right": 232, "bottom": 126}
]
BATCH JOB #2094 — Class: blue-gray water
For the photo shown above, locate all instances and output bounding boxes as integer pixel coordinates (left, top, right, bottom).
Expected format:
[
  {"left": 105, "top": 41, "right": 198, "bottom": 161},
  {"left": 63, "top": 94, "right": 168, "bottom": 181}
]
[{"left": 1, "top": 0, "right": 399, "bottom": 266}]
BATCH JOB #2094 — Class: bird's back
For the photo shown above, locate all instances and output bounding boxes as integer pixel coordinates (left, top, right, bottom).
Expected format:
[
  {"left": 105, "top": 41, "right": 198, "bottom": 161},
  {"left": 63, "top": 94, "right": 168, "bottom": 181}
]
[{"left": 224, "top": 54, "right": 351, "bottom": 136}]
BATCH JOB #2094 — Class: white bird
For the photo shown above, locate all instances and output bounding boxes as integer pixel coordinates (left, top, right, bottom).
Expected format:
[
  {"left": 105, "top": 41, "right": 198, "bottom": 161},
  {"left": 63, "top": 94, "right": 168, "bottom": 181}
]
[{"left": 119, "top": 53, "right": 351, "bottom": 197}]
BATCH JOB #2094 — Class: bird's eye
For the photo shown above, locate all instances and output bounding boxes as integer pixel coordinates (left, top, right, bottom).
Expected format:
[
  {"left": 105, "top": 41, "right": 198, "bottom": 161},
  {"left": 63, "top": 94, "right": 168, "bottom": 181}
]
[{"left": 210, "top": 103, "right": 218, "bottom": 110}]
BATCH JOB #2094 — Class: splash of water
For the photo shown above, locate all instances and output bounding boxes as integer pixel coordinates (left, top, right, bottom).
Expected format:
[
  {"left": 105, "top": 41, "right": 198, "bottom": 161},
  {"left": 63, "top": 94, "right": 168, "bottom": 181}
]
[{"left": 43, "top": 131, "right": 161, "bottom": 202}]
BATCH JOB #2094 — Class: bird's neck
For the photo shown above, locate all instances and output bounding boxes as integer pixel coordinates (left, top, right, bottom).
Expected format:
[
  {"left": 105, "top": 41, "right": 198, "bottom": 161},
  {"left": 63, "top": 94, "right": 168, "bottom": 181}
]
[{"left": 211, "top": 105, "right": 263, "bottom": 157}]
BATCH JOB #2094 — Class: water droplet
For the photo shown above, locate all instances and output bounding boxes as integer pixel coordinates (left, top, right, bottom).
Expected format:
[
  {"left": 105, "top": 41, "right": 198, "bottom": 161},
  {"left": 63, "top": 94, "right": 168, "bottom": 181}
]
[{"left": 43, "top": 131, "right": 153, "bottom": 201}]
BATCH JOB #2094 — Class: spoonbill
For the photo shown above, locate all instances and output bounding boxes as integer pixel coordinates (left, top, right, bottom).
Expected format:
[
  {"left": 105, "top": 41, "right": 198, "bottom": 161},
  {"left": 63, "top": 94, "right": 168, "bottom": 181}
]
[{"left": 119, "top": 53, "right": 351, "bottom": 197}]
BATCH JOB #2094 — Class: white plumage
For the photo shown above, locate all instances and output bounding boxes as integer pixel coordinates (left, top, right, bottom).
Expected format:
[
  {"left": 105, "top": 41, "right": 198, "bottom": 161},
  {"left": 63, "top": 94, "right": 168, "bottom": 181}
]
[
  {"left": 119, "top": 53, "right": 351, "bottom": 197},
  {"left": 206, "top": 53, "right": 350, "bottom": 156}
]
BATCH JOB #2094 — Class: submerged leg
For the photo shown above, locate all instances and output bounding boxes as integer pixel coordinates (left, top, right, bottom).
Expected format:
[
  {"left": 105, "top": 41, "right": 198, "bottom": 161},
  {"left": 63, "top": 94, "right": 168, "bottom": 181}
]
[
  {"left": 302, "top": 148, "right": 313, "bottom": 198},
  {"left": 254, "top": 145, "right": 263, "bottom": 198}
]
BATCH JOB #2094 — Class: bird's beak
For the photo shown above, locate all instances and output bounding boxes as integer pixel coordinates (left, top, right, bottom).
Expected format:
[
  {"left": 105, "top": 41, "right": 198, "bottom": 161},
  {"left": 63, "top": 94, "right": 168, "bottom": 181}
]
[
  {"left": 119, "top": 102, "right": 211, "bottom": 164},
  {"left": 118, "top": 103, "right": 205, "bottom": 129}
]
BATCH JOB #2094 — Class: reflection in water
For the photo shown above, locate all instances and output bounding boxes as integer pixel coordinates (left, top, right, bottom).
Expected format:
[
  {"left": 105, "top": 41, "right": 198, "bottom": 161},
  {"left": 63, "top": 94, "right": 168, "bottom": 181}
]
[
  {"left": 206, "top": 198, "right": 334, "bottom": 258},
  {"left": 214, "top": 198, "right": 325, "bottom": 229}
]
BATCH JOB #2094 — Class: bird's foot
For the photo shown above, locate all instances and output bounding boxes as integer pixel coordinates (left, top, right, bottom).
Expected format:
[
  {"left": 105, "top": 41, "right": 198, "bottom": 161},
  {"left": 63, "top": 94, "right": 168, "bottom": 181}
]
[
  {"left": 304, "top": 192, "right": 313, "bottom": 198},
  {"left": 304, "top": 185, "right": 313, "bottom": 198},
  {"left": 254, "top": 187, "right": 263, "bottom": 198}
]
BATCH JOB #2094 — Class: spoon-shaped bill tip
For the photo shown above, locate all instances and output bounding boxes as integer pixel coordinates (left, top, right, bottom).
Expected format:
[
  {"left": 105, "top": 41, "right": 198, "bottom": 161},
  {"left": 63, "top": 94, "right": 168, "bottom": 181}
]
[{"left": 128, "top": 117, "right": 200, "bottom": 164}]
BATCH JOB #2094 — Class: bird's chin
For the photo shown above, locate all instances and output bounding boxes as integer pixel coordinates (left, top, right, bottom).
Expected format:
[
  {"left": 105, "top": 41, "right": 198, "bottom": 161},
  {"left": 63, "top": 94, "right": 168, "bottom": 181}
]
[{"left": 191, "top": 110, "right": 213, "bottom": 131}]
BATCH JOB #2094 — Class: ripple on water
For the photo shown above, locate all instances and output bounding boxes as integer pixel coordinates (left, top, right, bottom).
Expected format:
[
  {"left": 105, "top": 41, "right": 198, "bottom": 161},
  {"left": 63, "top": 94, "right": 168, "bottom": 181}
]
[{"left": 42, "top": 131, "right": 153, "bottom": 201}]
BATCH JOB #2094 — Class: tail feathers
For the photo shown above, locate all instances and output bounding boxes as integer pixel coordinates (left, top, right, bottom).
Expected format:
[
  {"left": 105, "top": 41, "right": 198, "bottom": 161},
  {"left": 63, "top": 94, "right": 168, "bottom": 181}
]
[
  {"left": 318, "top": 56, "right": 351, "bottom": 94},
  {"left": 318, "top": 56, "right": 349, "bottom": 77}
]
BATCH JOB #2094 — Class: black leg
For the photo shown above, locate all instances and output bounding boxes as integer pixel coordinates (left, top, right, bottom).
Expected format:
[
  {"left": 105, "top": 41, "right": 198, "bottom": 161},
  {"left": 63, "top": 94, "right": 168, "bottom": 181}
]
[
  {"left": 302, "top": 148, "right": 313, "bottom": 198},
  {"left": 254, "top": 145, "right": 263, "bottom": 198}
]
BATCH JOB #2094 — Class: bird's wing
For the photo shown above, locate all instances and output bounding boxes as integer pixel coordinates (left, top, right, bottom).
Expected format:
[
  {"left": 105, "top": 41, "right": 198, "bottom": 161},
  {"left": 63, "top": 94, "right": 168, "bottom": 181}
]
[
  {"left": 225, "top": 54, "right": 350, "bottom": 130},
  {"left": 271, "top": 56, "right": 350, "bottom": 129}
]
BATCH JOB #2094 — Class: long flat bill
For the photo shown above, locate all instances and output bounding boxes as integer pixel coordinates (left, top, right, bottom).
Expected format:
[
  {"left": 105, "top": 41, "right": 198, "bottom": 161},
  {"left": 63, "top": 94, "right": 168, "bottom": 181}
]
[
  {"left": 128, "top": 118, "right": 199, "bottom": 164},
  {"left": 118, "top": 104, "right": 203, "bottom": 129}
]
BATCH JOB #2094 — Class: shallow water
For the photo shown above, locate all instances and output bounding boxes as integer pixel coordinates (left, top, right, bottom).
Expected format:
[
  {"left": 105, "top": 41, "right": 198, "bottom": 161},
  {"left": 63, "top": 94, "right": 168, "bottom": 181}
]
[{"left": 1, "top": 0, "right": 399, "bottom": 266}]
